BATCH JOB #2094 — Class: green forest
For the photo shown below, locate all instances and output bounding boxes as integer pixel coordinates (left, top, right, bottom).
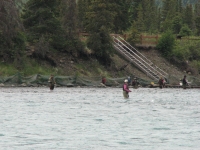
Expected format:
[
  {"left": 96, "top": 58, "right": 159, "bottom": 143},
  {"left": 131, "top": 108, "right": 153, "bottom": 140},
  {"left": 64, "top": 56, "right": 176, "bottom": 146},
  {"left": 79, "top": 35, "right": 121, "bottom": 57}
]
[{"left": 0, "top": 0, "right": 200, "bottom": 76}]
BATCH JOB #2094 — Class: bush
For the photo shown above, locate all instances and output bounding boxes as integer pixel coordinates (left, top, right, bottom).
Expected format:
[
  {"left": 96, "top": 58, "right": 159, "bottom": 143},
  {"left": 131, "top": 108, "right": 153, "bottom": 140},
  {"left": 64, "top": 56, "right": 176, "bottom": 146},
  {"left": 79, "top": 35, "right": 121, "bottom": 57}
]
[
  {"left": 188, "top": 43, "right": 200, "bottom": 61},
  {"left": 173, "top": 40, "right": 200, "bottom": 61},
  {"left": 179, "top": 24, "right": 192, "bottom": 36},
  {"left": 191, "top": 60, "right": 200, "bottom": 74},
  {"left": 156, "top": 30, "right": 175, "bottom": 58},
  {"left": 172, "top": 44, "right": 190, "bottom": 60}
]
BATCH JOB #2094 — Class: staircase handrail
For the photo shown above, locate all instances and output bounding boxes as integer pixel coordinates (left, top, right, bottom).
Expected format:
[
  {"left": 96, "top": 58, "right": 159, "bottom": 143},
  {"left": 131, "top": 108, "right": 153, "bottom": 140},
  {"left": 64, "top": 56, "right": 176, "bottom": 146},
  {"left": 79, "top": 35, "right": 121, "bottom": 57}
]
[
  {"left": 113, "top": 36, "right": 167, "bottom": 79},
  {"left": 113, "top": 43, "right": 158, "bottom": 80},
  {"left": 114, "top": 42, "right": 160, "bottom": 80},
  {"left": 117, "top": 36, "right": 168, "bottom": 77}
]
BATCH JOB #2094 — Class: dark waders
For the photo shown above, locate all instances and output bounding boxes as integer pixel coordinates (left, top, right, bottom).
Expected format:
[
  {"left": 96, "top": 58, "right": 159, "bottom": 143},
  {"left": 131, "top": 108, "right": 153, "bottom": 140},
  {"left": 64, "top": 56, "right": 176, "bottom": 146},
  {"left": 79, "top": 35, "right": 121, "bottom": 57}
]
[{"left": 50, "top": 83, "right": 54, "bottom": 90}]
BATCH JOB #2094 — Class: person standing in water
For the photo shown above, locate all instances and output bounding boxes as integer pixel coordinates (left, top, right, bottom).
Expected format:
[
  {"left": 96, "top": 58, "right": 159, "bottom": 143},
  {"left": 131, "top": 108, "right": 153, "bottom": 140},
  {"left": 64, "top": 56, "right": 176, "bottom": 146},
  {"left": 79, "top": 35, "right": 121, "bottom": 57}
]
[
  {"left": 123, "top": 79, "right": 131, "bottom": 98},
  {"left": 132, "top": 77, "right": 139, "bottom": 89},
  {"left": 158, "top": 76, "right": 165, "bottom": 89},
  {"left": 182, "top": 75, "right": 188, "bottom": 89},
  {"left": 102, "top": 77, "right": 106, "bottom": 85},
  {"left": 49, "top": 74, "right": 56, "bottom": 90},
  {"left": 127, "top": 76, "right": 131, "bottom": 85}
]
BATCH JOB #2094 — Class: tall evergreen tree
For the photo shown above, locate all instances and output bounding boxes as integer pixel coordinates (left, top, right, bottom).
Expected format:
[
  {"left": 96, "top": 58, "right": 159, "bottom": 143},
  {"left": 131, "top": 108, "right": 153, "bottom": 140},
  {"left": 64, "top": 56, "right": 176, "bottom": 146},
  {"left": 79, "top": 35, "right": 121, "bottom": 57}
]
[
  {"left": 161, "top": 0, "right": 177, "bottom": 31},
  {"left": 194, "top": 0, "right": 200, "bottom": 17},
  {"left": 60, "top": 0, "right": 83, "bottom": 54},
  {"left": 142, "top": 0, "right": 157, "bottom": 33},
  {"left": 176, "top": 0, "right": 183, "bottom": 13},
  {"left": 85, "top": 0, "right": 116, "bottom": 65},
  {"left": 194, "top": 0, "right": 200, "bottom": 35},
  {"left": 129, "top": 0, "right": 141, "bottom": 22},
  {"left": 183, "top": 4, "right": 194, "bottom": 30},
  {"left": 77, "top": 0, "right": 85, "bottom": 31},
  {"left": 161, "top": 0, "right": 171, "bottom": 21},
  {"left": 172, "top": 14, "right": 182, "bottom": 34},
  {"left": 60, "top": 0, "right": 77, "bottom": 37},
  {"left": 0, "top": 0, "right": 26, "bottom": 68},
  {"left": 195, "top": 16, "right": 200, "bottom": 35},
  {"left": 157, "top": 8, "right": 162, "bottom": 32},
  {"left": 22, "top": 0, "right": 66, "bottom": 52},
  {"left": 135, "top": 4, "right": 145, "bottom": 32},
  {"left": 77, "top": 0, "right": 91, "bottom": 31},
  {"left": 151, "top": 0, "right": 159, "bottom": 32},
  {"left": 112, "top": 0, "right": 132, "bottom": 33}
]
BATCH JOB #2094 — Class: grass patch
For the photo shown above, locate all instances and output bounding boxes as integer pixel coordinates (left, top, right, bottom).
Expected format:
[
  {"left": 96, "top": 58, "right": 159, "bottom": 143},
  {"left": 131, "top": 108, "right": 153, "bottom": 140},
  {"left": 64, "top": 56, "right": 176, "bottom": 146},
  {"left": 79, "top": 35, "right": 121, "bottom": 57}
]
[
  {"left": 0, "top": 63, "right": 18, "bottom": 76},
  {"left": 0, "top": 58, "right": 62, "bottom": 77},
  {"left": 172, "top": 39, "right": 200, "bottom": 74},
  {"left": 173, "top": 40, "right": 200, "bottom": 61}
]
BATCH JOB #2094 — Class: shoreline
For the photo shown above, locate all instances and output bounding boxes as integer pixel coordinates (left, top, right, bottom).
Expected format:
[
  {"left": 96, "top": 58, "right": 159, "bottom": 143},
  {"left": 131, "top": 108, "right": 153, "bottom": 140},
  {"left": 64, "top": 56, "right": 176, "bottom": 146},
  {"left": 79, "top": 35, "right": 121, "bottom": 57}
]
[{"left": 0, "top": 84, "right": 200, "bottom": 89}]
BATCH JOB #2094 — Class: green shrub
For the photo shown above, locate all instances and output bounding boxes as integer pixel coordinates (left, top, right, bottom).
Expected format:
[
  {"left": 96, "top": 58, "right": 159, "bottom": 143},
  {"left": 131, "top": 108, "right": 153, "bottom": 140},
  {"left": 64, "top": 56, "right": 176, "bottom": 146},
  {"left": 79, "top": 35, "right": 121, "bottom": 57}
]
[
  {"left": 188, "top": 43, "right": 200, "bottom": 61},
  {"left": 156, "top": 30, "right": 175, "bottom": 58},
  {"left": 179, "top": 24, "right": 192, "bottom": 36},
  {"left": 191, "top": 60, "right": 200, "bottom": 73},
  {"left": 173, "top": 44, "right": 190, "bottom": 60},
  {"left": 173, "top": 40, "right": 200, "bottom": 61}
]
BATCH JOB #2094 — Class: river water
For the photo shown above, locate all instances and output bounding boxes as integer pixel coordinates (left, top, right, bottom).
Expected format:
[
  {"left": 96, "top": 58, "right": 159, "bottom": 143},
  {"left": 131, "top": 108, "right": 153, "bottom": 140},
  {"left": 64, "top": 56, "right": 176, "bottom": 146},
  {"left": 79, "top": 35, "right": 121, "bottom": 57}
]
[{"left": 0, "top": 87, "right": 200, "bottom": 150}]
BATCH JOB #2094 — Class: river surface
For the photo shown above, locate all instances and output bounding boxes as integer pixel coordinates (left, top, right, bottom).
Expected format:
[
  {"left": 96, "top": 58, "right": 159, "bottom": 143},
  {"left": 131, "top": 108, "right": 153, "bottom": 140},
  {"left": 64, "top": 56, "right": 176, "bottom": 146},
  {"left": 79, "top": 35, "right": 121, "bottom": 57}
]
[{"left": 0, "top": 87, "right": 200, "bottom": 150}]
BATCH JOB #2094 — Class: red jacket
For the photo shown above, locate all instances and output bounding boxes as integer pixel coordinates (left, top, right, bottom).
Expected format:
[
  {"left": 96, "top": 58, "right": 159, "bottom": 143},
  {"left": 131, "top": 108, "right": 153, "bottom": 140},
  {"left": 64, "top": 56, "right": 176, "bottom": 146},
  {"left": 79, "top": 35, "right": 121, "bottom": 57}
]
[
  {"left": 102, "top": 78, "right": 106, "bottom": 84},
  {"left": 123, "top": 83, "right": 131, "bottom": 92}
]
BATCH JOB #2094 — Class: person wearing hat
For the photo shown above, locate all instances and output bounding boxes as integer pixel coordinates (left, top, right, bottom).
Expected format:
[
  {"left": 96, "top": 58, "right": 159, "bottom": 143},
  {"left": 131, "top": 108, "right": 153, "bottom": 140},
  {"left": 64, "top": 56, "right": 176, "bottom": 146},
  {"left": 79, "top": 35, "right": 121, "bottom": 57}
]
[
  {"left": 182, "top": 75, "right": 188, "bottom": 89},
  {"left": 123, "top": 79, "right": 131, "bottom": 98}
]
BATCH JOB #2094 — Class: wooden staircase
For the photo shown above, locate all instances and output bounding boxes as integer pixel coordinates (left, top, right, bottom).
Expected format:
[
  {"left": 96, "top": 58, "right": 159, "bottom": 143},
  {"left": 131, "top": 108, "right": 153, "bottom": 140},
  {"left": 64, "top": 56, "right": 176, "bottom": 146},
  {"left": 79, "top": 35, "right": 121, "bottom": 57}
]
[{"left": 112, "top": 35, "right": 168, "bottom": 81}]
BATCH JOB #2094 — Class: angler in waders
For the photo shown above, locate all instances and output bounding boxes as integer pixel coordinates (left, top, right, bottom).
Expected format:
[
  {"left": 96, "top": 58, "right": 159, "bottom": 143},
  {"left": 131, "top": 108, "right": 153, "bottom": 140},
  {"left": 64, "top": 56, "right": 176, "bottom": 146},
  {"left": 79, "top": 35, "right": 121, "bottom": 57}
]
[
  {"left": 182, "top": 75, "right": 188, "bottom": 89},
  {"left": 132, "top": 77, "right": 139, "bottom": 89},
  {"left": 123, "top": 79, "right": 131, "bottom": 98},
  {"left": 48, "top": 74, "right": 56, "bottom": 90},
  {"left": 158, "top": 76, "right": 165, "bottom": 89}
]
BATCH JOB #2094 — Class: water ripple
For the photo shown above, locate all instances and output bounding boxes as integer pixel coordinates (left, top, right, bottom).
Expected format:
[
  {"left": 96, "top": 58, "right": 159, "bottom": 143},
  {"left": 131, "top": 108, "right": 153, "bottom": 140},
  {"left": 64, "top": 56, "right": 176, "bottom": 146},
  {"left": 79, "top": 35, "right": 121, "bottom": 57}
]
[{"left": 0, "top": 87, "right": 200, "bottom": 150}]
